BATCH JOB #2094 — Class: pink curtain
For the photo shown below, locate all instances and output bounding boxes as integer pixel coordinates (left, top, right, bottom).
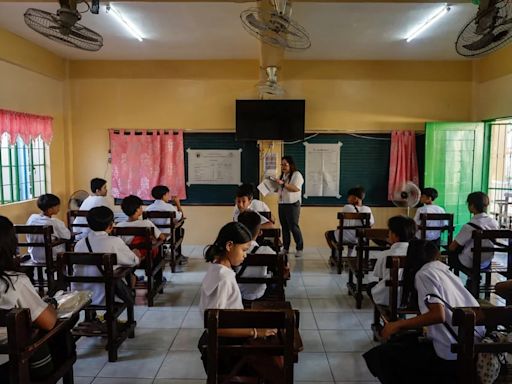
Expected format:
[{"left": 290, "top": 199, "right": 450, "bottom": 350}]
[
  {"left": 388, "top": 131, "right": 419, "bottom": 200},
  {"left": 109, "top": 129, "right": 186, "bottom": 200},
  {"left": 0, "top": 109, "right": 53, "bottom": 144}
]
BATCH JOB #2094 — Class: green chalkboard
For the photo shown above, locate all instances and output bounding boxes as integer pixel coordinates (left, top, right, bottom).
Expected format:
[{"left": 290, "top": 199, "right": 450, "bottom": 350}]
[
  {"left": 182, "top": 133, "right": 259, "bottom": 205},
  {"left": 284, "top": 133, "right": 425, "bottom": 206}
]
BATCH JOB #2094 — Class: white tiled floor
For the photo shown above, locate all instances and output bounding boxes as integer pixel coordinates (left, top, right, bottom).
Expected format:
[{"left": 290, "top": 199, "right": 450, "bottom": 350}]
[{"left": 72, "top": 246, "right": 379, "bottom": 383}]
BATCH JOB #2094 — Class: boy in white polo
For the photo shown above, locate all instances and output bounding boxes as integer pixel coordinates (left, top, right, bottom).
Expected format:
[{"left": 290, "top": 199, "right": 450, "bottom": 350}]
[
  {"left": 448, "top": 191, "right": 499, "bottom": 269},
  {"left": 233, "top": 183, "right": 273, "bottom": 227},
  {"left": 73, "top": 178, "right": 115, "bottom": 240},
  {"left": 26, "top": 194, "right": 71, "bottom": 263},
  {"left": 72, "top": 206, "right": 140, "bottom": 306}
]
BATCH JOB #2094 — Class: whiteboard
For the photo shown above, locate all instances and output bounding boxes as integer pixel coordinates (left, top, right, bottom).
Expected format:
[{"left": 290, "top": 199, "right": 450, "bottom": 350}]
[
  {"left": 186, "top": 149, "right": 242, "bottom": 185},
  {"left": 304, "top": 142, "right": 342, "bottom": 198}
]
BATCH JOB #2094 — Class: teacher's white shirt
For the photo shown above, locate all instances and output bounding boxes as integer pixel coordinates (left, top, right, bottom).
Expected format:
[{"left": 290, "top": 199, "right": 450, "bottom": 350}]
[{"left": 279, "top": 171, "right": 304, "bottom": 204}]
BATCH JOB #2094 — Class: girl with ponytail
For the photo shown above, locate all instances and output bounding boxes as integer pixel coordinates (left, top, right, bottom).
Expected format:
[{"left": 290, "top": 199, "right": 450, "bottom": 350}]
[{"left": 198, "top": 222, "right": 279, "bottom": 380}]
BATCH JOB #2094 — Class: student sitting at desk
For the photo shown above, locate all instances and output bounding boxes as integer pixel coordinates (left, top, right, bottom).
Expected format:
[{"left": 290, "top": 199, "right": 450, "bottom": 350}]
[
  {"left": 448, "top": 191, "right": 499, "bottom": 270},
  {"left": 233, "top": 183, "right": 274, "bottom": 227},
  {"left": 73, "top": 178, "right": 114, "bottom": 240},
  {"left": 72, "top": 207, "right": 140, "bottom": 306},
  {"left": 364, "top": 239, "right": 484, "bottom": 384},
  {"left": 326, "top": 186, "right": 374, "bottom": 262},
  {"left": 413, "top": 187, "right": 446, "bottom": 247},
  {"left": 197, "top": 221, "right": 280, "bottom": 382},
  {"left": 26, "top": 194, "right": 71, "bottom": 263},
  {"left": 236, "top": 211, "right": 275, "bottom": 302},
  {"left": 370, "top": 216, "right": 416, "bottom": 306},
  {"left": 0, "top": 216, "right": 60, "bottom": 382},
  {"left": 146, "top": 185, "right": 184, "bottom": 227}
]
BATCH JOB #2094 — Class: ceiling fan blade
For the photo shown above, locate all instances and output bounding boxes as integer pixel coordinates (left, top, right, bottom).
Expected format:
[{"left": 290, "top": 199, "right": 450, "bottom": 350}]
[
  {"left": 246, "top": 13, "right": 269, "bottom": 31},
  {"left": 463, "top": 31, "right": 496, "bottom": 50}
]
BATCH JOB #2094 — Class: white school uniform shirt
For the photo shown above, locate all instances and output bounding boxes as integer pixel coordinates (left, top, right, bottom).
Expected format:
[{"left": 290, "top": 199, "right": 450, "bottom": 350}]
[
  {"left": 26, "top": 213, "right": 71, "bottom": 263},
  {"left": 278, "top": 171, "right": 304, "bottom": 204},
  {"left": 415, "top": 260, "right": 484, "bottom": 360},
  {"left": 233, "top": 199, "right": 271, "bottom": 225},
  {"left": 71, "top": 231, "right": 139, "bottom": 305},
  {"left": 115, "top": 218, "right": 162, "bottom": 244},
  {"left": 236, "top": 240, "right": 274, "bottom": 301},
  {"left": 199, "top": 263, "right": 244, "bottom": 314},
  {"left": 334, "top": 204, "right": 375, "bottom": 243},
  {"left": 73, "top": 195, "right": 115, "bottom": 240},
  {"left": 0, "top": 273, "right": 48, "bottom": 342},
  {"left": 414, "top": 204, "right": 446, "bottom": 241},
  {"left": 145, "top": 199, "right": 183, "bottom": 234},
  {"left": 454, "top": 213, "right": 500, "bottom": 268},
  {"left": 371, "top": 242, "right": 409, "bottom": 306}
]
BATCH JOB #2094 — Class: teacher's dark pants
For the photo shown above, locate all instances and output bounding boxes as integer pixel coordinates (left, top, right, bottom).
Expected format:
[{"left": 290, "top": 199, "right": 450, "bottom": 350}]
[{"left": 278, "top": 202, "right": 303, "bottom": 251}]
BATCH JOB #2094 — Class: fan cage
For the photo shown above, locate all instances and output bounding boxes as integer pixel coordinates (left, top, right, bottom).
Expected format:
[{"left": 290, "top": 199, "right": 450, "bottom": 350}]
[
  {"left": 24, "top": 8, "right": 103, "bottom": 52},
  {"left": 456, "top": 0, "right": 512, "bottom": 57}
]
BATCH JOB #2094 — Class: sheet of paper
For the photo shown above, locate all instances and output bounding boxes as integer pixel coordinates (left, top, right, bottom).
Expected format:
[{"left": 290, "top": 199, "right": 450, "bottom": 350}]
[
  {"left": 304, "top": 143, "right": 342, "bottom": 198},
  {"left": 263, "top": 153, "right": 278, "bottom": 177},
  {"left": 257, "top": 179, "right": 278, "bottom": 196},
  {"left": 187, "top": 149, "right": 242, "bottom": 185}
]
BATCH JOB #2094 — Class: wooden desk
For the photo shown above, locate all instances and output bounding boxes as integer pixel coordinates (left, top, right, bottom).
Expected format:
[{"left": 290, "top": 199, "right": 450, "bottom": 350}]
[{"left": 251, "top": 301, "right": 304, "bottom": 355}]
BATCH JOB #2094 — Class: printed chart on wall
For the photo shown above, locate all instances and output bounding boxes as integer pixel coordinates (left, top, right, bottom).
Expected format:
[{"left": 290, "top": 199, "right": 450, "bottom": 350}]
[
  {"left": 304, "top": 142, "right": 342, "bottom": 198},
  {"left": 186, "top": 149, "right": 242, "bottom": 185}
]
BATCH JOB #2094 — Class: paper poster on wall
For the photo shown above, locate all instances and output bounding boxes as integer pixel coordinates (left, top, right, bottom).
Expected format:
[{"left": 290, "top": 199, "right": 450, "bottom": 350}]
[
  {"left": 304, "top": 142, "right": 342, "bottom": 198},
  {"left": 186, "top": 149, "right": 242, "bottom": 185},
  {"left": 263, "top": 153, "right": 278, "bottom": 177}
]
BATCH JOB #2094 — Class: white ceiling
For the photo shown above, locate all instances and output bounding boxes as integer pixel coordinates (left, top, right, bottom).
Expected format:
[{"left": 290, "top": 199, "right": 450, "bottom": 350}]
[{"left": 0, "top": 1, "right": 478, "bottom": 60}]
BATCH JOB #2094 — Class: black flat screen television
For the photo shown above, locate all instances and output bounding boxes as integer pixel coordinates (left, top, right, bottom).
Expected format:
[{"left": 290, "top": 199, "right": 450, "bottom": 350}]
[{"left": 236, "top": 99, "right": 305, "bottom": 141}]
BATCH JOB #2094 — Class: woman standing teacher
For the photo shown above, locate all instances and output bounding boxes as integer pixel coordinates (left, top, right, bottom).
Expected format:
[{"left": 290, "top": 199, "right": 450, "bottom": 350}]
[{"left": 276, "top": 156, "right": 304, "bottom": 257}]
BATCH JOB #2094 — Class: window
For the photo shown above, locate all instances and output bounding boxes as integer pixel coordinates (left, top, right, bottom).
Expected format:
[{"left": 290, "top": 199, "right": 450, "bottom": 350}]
[
  {"left": 0, "top": 134, "right": 48, "bottom": 204},
  {"left": 488, "top": 119, "right": 512, "bottom": 228}
]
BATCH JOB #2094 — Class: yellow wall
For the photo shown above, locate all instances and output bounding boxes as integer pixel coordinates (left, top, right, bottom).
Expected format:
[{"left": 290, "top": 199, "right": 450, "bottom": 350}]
[{"left": 0, "top": 29, "right": 69, "bottom": 224}]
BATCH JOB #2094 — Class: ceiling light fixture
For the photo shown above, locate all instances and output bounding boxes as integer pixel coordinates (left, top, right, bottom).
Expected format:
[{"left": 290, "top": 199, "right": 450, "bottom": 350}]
[
  {"left": 406, "top": 4, "right": 450, "bottom": 43},
  {"left": 106, "top": 3, "right": 143, "bottom": 42}
]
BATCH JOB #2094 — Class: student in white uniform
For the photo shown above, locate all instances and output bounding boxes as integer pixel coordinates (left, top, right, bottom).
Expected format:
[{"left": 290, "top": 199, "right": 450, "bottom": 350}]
[
  {"left": 72, "top": 207, "right": 140, "bottom": 306},
  {"left": 146, "top": 185, "right": 184, "bottom": 230},
  {"left": 233, "top": 183, "right": 273, "bottom": 226},
  {"left": 26, "top": 194, "right": 71, "bottom": 263},
  {"left": 236, "top": 211, "right": 275, "bottom": 302},
  {"left": 73, "top": 178, "right": 115, "bottom": 240},
  {"left": 116, "top": 195, "right": 166, "bottom": 243},
  {"left": 370, "top": 216, "right": 416, "bottom": 306},
  {"left": 326, "top": 187, "right": 375, "bottom": 261},
  {"left": 197, "top": 222, "right": 279, "bottom": 381},
  {"left": 364, "top": 239, "right": 484, "bottom": 383},
  {"left": 448, "top": 191, "right": 499, "bottom": 270},
  {"left": 414, "top": 187, "right": 446, "bottom": 247},
  {"left": 0, "top": 216, "right": 60, "bottom": 382}
]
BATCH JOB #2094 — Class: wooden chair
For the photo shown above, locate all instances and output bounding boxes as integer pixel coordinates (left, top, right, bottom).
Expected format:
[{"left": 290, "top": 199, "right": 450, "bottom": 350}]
[
  {"left": 236, "top": 252, "right": 286, "bottom": 305},
  {"left": 0, "top": 308, "right": 77, "bottom": 384},
  {"left": 333, "top": 212, "right": 372, "bottom": 274},
  {"left": 142, "top": 211, "right": 185, "bottom": 273},
  {"left": 110, "top": 226, "right": 165, "bottom": 307},
  {"left": 204, "top": 308, "right": 296, "bottom": 384},
  {"left": 451, "top": 306, "right": 512, "bottom": 383},
  {"left": 55, "top": 252, "right": 136, "bottom": 362},
  {"left": 418, "top": 213, "right": 454, "bottom": 255},
  {"left": 14, "top": 225, "right": 67, "bottom": 296},
  {"left": 452, "top": 229, "right": 512, "bottom": 300},
  {"left": 346, "top": 228, "right": 389, "bottom": 309},
  {"left": 257, "top": 227, "right": 282, "bottom": 253},
  {"left": 371, "top": 256, "right": 420, "bottom": 341},
  {"left": 258, "top": 211, "right": 275, "bottom": 224},
  {"left": 66, "top": 210, "right": 90, "bottom": 247}
]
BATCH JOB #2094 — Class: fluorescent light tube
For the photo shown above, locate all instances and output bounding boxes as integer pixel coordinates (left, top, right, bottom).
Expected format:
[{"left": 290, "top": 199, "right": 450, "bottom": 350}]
[
  {"left": 107, "top": 3, "right": 143, "bottom": 42},
  {"left": 406, "top": 4, "right": 450, "bottom": 43}
]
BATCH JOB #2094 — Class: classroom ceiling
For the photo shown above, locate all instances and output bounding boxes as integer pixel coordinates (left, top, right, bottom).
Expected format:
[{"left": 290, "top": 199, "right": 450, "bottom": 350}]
[{"left": 0, "top": 1, "right": 478, "bottom": 60}]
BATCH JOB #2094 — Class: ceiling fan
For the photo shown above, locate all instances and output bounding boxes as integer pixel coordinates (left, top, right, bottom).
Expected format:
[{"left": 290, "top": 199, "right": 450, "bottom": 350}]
[
  {"left": 456, "top": 0, "right": 512, "bottom": 57},
  {"left": 240, "top": 0, "right": 311, "bottom": 50},
  {"left": 24, "top": 0, "right": 103, "bottom": 52}
]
